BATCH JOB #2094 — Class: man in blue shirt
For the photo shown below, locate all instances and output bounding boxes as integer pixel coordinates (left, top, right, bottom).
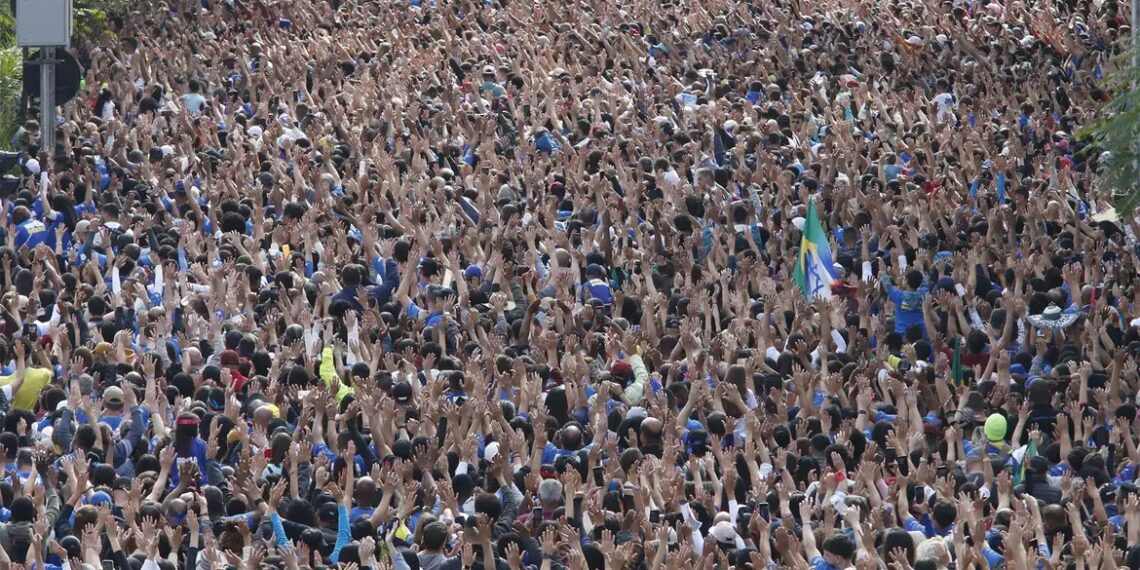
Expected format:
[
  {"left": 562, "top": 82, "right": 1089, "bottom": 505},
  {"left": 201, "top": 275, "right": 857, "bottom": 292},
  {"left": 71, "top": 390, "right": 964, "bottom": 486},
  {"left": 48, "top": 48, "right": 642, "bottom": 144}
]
[
  {"left": 882, "top": 268, "right": 930, "bottom": 335},
  {"left": 11, "top": 206, "right": 51, "bottom": 250}
]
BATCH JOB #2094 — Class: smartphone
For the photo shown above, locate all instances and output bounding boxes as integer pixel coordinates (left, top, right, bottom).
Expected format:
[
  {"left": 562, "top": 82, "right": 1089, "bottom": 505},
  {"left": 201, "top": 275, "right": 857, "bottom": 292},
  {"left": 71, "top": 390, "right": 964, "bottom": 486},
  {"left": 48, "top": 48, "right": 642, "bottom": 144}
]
[
  {"left": 757, "top": 503, "right": 770, "bottom": 521},
  {"left": 911, "top": 485, "right": 925, "bottom": 504},
  {"left": 530, "top": 507, "right": 542, "bottom": 524},
  {"left": 649, "top": 509, "right": 661, "bottom": 523},
  {"left": 593, "top": 466, "right": 605, "bottom": 487},
  {"left": 884, "top": 447, "right": 897, "bottom": 462},
  {"left": 102, "top": 561, "right": 114, "bottom": 570}
]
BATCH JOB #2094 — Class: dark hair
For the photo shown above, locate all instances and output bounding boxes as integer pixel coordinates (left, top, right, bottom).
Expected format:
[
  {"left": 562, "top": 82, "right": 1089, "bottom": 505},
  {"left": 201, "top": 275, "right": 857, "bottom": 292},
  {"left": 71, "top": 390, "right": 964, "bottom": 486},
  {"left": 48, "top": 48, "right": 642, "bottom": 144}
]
[
  {"left": 932, "top": 500, "right": 958, "bottom": 528},
  {"left": 905, "top": 269, "right": 924, "bottom": 290},
  {"left": 821, "top": 533, "right": 855, "bottom": 559},
  {"left": 420, "top": 521, "right": 448, "bottom": 550},
  {"left": 473, "top": 492, "right": 503, "bottom": 520},
  {"left": 75, "top": 425, "right": 97, "bottom": 451},
  {"left": 880, "top": 528, "right": 915, "bottom": 563},
  {"left": 174, "top": 412, "right": 200, "bottom": 456}
]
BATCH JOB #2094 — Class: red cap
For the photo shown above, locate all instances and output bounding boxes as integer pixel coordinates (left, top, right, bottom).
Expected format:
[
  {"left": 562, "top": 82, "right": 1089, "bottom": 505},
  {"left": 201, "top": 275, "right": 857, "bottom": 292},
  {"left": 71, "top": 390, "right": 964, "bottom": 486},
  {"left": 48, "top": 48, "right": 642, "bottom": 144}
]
[{"left": 611, "top": 361, "right": 634, "bottom": 378}]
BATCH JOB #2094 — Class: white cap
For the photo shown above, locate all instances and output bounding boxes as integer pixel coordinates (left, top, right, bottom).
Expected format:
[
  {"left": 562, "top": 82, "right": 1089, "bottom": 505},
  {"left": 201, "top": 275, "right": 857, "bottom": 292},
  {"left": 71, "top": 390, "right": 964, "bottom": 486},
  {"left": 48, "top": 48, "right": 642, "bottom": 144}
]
[
  {"left": 709, "top": 521, "right": 742, "bottom": 546},
  {"left": 160, "top": 145, "right": 175, "bottom": 157},
  {"left": 25, "top": 158, "right": 40, "bottom": 175},
  {"left": 247, "top": 125, "right": 263, "bottom": 139},
  {"left": 906, "top": 36, "right": 923, "bottom": 46},
  {"left": 483, "top": 441, "right": 500, "bottom": 462},
  {"left": 792, "top": 217, "right": 806, "bottom": 230}
]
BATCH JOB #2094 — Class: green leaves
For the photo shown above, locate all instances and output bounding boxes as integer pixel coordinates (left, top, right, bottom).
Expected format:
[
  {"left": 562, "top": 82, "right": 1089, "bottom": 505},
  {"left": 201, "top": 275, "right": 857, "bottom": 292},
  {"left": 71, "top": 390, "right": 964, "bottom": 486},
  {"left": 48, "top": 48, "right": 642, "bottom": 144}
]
[
  {"left": 1077, "top": 50, "right": 1140, "bottom": 214},
  {"left": 0, "top": 47, "right": 21, "bottom": 150}
]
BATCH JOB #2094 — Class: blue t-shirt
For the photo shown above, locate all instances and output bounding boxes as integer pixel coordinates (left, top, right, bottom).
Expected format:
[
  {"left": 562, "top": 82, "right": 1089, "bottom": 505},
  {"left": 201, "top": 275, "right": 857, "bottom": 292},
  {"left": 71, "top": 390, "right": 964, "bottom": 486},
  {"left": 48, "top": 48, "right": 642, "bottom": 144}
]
[
  {"left": 14, "top": 219, "right": 51, "bottom": 250},
  {"left": 583, "top": 278, "right": 613, "bottom": 305},
  {"left": 811, "top": 556, "right": 842, "bottom": 570},
  {"left": 882, "top": 274, "right": 929, "bottom": 334}
]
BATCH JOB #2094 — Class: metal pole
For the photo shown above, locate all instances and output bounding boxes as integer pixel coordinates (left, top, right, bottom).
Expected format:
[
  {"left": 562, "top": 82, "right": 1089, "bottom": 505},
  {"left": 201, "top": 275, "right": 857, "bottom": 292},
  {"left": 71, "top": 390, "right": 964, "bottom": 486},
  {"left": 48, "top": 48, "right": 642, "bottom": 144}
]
[
  {"left": 39, "top": 46, "right": 55, "bottom": 154},
  {"left": 1134, "top": 0, "right": 1139, "bottom": 74}
]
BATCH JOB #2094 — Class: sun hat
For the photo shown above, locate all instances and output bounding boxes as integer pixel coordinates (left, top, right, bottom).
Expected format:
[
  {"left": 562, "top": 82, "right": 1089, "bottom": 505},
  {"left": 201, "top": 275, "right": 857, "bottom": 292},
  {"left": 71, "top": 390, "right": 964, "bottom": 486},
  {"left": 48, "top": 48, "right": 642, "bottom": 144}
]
[{"left": 1027, "top": 305, "right": 1079, "bottom": 330}]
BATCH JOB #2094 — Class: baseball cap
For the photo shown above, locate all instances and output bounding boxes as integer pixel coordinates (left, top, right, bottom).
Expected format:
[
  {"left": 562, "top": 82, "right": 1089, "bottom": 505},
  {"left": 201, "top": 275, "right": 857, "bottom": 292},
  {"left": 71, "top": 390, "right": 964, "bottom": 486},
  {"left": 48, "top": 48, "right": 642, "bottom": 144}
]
[
  {"left": 482, "top": 65, "right": 495, "bottom": 75},
  {"left": 103, "top": 386, "right": 124, "bottom": 406},
  {"left": 393, "top": 382, "right": 413, "bottom": 404},
  {"left": 709, "top": 521, "right": 741, "bottom": 546},
  {"left": 464, "top": 265, "right": 483, "bottom": 279},
  {"left": 483, "top": 441, "right": 500, "bottom": 462},
  {"left": 611, "top": 361, "right": 633, "bottom": 379}
]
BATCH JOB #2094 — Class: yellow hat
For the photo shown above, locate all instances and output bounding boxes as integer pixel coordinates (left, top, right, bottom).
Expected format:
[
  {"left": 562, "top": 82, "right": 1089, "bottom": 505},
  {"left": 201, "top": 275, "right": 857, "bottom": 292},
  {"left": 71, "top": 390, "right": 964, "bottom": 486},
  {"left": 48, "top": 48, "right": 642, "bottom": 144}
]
[{"left": 984, "top": 414, "right": 1007, "bottom": 442}]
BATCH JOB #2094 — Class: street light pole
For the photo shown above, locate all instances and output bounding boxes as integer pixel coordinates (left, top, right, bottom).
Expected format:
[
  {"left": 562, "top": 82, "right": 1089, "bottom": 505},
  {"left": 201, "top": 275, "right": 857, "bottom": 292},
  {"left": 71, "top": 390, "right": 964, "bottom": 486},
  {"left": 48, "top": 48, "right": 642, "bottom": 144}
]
[
  {"left": 1133, "top": 0, "right": 1139, "bottom": 79},
  {"left": 39, "top": 46, "right": 55, "bottom": 153}
]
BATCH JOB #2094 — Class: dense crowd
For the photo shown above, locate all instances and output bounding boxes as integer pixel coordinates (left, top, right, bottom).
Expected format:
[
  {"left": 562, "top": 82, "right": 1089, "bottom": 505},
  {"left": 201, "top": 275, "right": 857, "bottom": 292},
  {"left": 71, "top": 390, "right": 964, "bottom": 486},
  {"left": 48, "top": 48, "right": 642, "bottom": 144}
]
[{"left": 0, "top": 0, "right": 1137, "bottom": 568}]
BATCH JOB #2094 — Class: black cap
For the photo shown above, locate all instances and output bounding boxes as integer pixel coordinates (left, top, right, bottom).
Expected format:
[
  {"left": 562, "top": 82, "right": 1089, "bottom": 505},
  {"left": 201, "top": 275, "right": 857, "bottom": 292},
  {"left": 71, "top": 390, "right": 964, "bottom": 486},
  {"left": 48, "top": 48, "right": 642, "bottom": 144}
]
[
  {"left": 393, "top": 382, "right": 413, "bottom": 404},
  {"left": 392, "top": 438, "right": 413, "bottom": 460},
  {"left": 318, "top": 502, "right": 338, "bottom": 522}
]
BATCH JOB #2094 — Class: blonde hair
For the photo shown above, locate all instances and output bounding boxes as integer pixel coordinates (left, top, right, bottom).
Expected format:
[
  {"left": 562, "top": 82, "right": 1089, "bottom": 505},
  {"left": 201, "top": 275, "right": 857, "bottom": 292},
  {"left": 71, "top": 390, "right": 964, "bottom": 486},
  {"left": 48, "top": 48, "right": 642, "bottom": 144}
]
[{"left": 915, "top": 536, "right": 950, "bottom": 566}]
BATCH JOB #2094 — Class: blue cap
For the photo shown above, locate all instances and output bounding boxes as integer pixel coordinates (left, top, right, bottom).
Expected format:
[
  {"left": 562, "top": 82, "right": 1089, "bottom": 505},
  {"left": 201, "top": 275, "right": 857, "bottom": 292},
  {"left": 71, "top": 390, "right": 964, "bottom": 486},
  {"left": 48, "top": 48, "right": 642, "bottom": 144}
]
[
  {"left": 1025, "top": 375, "right": 1042, "bottom": 390},
  {"left": 923, "top": 413, "right": 941, "bottom": 428},
  {"left": 1010, "top": 363, "right": 1027, "bottom": 377},
  {"left": 464, "top": 265, "right": 482, "bottom": 279},
  {"left": 88, "top": 491, "right": 112, "bottom": 506},
  {"left": 586, "top": 263, "right": 606, "bottom": 278}
]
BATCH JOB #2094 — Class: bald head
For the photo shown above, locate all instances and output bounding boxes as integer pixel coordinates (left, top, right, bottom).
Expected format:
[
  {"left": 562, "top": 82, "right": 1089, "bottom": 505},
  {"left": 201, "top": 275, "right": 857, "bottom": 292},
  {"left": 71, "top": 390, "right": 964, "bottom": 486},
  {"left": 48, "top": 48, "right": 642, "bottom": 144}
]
[
  {"left": 253, "top": 405, "right": 275, "bottom": 426},
  {"left": 186, "top": 347, "right": 204, "bottom": 366},
  {"left": 640, "top": 417, "right": 663, "bottom": 444},
  {"left": 355, "top": 476, "right": 376, "bottom": 506}
]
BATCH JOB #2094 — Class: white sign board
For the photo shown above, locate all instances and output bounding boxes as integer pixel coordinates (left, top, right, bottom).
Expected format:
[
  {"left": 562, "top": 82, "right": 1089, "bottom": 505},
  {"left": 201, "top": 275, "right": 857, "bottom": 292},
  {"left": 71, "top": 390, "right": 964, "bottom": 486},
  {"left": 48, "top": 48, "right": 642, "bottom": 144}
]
[{"left": 16, "top": 0, "right": 73, "bottom": 47}]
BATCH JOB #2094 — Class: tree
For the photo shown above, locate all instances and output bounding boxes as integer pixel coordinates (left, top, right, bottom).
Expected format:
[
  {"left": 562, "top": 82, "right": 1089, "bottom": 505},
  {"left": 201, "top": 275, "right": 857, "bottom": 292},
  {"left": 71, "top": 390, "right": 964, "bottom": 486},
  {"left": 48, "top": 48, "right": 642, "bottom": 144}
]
[
  {"left": 1077, "top": 50, "right": 1140, "bottom": 214},
  {"left": 0, "top": 3, "right": 19, "bottom": 149}
]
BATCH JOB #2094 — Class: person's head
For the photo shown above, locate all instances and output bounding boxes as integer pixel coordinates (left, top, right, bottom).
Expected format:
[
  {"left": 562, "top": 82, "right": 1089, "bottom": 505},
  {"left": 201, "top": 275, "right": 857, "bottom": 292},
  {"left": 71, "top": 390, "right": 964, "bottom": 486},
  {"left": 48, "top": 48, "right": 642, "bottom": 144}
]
[
  {"left": 905, "top": 269, "right": 924, "bottom": 290},
  {"left": 473, "top": 492, "right": 503, "bottom": 520},
  {"left": 537, "top": 479, "right": 563, "bottom": 508},
  {"left": 820, "top": 533, "right": 855, "bottom": 565},
  {"left": 174, "top": 412, "right": 200, "bottom": 452},
  {"left": 558, "top": 425, "right": 583, "bottom": 450},
  {"left": 10, "top": 496, "right": 34, "bottom": 523},
  {"left": 931, "top": 500, "right": 957, "bottom": 530},
  {"left": 880, "top": 529, "right": 916, "bottom": 564},
  {"left": 915, "top": 537, "right": 951, "bottom": 566},
  {"left": 419, "top": 521, "right": 448, "bottom": 552},
  {"left": 74, "top": 424, "right": 97, "bottom": 452}
]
